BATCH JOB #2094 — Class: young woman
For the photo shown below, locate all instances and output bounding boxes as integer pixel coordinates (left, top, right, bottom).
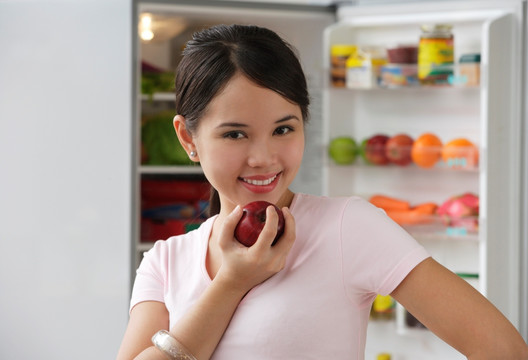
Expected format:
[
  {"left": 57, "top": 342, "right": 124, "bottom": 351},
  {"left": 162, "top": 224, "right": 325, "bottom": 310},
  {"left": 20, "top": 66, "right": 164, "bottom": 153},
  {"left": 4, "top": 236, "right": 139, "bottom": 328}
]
[{"left": 117, "top": 24, "right": 528, "bottom": 360}]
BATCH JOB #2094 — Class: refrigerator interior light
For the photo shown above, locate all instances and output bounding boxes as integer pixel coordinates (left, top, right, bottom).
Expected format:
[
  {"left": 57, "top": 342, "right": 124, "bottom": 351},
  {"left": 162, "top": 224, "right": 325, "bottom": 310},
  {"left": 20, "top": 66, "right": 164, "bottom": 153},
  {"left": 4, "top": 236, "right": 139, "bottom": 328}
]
[
  {"left": 141, "top": 29, "right": 154, "bottom": 41},
  {"left": 138, "top": 12, "right": 188, "bottom": 43},
  {"left": 139, "top": 13, "right": 154, "bottom": 41}
]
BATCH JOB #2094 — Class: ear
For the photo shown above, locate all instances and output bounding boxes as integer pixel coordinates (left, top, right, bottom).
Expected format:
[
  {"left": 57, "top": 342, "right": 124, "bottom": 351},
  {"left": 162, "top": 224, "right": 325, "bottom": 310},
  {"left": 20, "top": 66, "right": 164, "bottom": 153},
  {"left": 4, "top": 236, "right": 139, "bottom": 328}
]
[{"left": 173, "top": 115, "right": 199, "bottom": 161}]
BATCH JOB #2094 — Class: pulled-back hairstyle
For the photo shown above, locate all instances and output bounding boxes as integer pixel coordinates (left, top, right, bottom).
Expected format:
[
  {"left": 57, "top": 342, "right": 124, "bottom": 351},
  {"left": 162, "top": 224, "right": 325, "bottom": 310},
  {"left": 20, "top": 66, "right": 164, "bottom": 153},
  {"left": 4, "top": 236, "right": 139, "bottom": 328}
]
[{"left": 174, "top": 24, "right": 310, "bottom": 216}]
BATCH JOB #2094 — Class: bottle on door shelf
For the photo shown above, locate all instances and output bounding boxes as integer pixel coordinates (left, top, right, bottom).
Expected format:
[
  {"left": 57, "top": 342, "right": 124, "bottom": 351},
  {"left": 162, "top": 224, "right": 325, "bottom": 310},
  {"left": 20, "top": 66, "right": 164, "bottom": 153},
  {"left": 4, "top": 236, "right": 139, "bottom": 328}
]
[
  {"left": 370, "top": 294, "right": 395, "bottom": 320},
  {"left": 330, "top": 44, "right": 357, "bottom": 87},
  {"left": 376, "top": 353, "right": 391, "bottom": 360}
]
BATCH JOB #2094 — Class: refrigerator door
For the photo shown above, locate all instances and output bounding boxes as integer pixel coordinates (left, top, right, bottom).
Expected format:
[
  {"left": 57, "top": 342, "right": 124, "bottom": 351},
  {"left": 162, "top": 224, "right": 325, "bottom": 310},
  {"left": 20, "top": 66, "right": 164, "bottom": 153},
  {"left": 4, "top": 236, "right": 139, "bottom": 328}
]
[
  {"left": 523, "top": 0, "right": 528, "bottom": 342},
  {"left": 480, "top": 10, "right": 523, "bottom": 331}
]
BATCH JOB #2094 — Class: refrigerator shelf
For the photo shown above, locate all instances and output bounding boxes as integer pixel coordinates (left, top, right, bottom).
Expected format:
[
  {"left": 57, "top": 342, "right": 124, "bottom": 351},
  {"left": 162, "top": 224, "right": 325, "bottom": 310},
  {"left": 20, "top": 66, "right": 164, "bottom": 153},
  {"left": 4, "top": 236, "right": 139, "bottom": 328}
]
[
  {"left": 332, "top": 63, "right": 481, "bottom": 90},
  {"left": 404, "top": 221, "right": 479, "bottom": 242},
  {"left": 327, "top": 161, "right": 479, "bottom": 173},
  {"left": 140, "top": 92, "right": 175, "bottom": 102},
  {"left": 328, "top": 142, "right": 480, "bottom": 171},
  {"left": 389, "top": 212, "right": 479, "bottom": 238},
  {"left": 139, "top": 165, "right": 204, "bottom": 175},
  {"left": 378, "top": 63, "right": 481, "bottom": 89}
]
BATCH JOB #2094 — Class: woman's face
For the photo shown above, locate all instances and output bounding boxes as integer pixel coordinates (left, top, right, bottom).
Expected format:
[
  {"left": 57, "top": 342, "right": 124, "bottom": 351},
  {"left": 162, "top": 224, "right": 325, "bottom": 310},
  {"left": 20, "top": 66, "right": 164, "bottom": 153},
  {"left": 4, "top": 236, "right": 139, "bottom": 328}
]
[{"left": 191, "top": 74, "right": 305, "bottom": 214}]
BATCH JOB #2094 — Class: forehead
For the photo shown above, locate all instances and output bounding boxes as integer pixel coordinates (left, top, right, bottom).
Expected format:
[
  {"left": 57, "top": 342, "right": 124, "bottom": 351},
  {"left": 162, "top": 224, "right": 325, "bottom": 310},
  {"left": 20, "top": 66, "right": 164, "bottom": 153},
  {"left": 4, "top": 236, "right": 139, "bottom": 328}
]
[{"left": 201, "top": 74, "right": 302, "bottom": 125}]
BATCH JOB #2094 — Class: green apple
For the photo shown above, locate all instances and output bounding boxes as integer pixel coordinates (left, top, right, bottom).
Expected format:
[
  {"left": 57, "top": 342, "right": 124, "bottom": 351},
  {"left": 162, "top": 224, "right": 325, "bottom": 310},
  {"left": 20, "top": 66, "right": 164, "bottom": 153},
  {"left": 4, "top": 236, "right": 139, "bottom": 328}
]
[{"left": 328, "top": 136, "right": 358, "bottom": 165}]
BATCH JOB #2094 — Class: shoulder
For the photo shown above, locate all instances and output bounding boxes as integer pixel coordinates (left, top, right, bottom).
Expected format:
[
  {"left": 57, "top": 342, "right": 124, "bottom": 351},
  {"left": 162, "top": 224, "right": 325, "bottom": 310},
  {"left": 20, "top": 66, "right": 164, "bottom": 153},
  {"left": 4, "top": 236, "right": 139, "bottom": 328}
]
[
  {"left": 292, "top": 193, "right": 379, "bottom": 220},
  {"left": 143, "top": 216, "right": 215, "bottom": 264}
]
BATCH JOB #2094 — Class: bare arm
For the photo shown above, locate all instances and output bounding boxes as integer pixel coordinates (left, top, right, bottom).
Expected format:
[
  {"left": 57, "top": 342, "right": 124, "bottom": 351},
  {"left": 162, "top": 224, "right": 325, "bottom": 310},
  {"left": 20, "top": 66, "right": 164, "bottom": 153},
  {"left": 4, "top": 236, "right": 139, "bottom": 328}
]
[
  {"left": 391, "top": 257, "right": 528, "bottom": 359},
  {"left": 117, "top": 205, "right": 296, "bottom": 360}
]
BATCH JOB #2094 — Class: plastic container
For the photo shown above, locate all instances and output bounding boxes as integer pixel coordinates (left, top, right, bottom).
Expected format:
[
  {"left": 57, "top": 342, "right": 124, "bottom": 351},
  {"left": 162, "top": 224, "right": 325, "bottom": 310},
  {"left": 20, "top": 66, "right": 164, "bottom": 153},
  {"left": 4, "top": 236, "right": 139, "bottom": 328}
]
[
  {"left": 380, "top": 64, "right": 419, "bottom": 87},
  {"left": 459, "top": 53, "right": 481, "bottom": 87},
  {"left": 346, "top": 53, "right": 374, "bottom": 89},
  {"left": 387, "top": 44, "right": 418, "bottom": 64},
  {"left": 346, "top": 47, "right": 387, "bottom": 89}
]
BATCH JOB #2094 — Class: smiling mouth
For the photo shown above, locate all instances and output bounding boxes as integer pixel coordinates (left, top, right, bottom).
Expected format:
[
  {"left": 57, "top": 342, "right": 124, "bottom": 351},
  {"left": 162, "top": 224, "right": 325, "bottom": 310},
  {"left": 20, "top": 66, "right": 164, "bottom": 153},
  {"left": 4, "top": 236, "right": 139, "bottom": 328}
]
[{"left": 240, "top": 173, "right": 279, "bottom": 186}]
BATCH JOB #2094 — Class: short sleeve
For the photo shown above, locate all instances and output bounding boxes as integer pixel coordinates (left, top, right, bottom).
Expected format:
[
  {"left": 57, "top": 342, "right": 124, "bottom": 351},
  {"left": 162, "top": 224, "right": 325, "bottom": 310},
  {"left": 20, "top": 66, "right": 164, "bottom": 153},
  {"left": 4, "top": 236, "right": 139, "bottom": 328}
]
[
  {"left": 341, "top": 197, "right": 430, "bottom": 305},
  {"left": 129, "top": 240, "right": 168, "bottom": 313}
]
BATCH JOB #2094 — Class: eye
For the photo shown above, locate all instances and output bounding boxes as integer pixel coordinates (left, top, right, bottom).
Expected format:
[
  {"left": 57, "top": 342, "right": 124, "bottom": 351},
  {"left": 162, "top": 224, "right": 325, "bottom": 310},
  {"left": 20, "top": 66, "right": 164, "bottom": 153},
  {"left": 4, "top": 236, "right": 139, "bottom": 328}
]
[
  {"left": 223, "top": 131, "right": 246, "bottom": 140},
  {"left": 274, "top": 125, "right": 293, "bottom": 136}
]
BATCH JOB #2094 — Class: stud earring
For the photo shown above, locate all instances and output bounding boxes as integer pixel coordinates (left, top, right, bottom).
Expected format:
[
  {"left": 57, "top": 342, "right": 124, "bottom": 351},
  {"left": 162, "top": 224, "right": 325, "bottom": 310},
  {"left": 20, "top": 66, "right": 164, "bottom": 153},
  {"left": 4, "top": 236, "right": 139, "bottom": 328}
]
[{"left": 190, "top": 151, "right": 196, "bottom": 157}]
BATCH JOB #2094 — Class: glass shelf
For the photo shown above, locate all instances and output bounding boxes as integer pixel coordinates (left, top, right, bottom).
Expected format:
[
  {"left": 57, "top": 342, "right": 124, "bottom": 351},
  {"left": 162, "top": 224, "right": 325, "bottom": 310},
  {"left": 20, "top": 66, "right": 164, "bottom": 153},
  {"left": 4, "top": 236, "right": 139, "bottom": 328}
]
[
  {"left": 140, "top": 92, "right": 175, "bottom": 101},
  {"left": 139, "top": 165, "right": 203, "bottom": 175},
  {"left": 331, "top": 63, "right": 481, "bottom": 90}
]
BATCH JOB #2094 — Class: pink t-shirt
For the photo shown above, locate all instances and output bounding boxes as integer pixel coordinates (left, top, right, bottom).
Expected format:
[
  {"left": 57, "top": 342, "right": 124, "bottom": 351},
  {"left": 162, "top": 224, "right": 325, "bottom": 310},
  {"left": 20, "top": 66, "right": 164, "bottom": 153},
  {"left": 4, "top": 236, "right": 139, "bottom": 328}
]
[{"left": 130, "top": 193, "right": 430, "bottom": 359}]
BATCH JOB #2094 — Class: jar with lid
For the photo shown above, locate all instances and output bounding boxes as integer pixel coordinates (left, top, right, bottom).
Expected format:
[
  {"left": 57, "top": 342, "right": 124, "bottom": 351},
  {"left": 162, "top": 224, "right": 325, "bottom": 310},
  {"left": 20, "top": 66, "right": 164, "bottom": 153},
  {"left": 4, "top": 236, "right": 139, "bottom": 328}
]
[
  {"left": 418, "top": 24, "right": 454, "bottom": 85},
  {"left": 330, "top": 44, "right": 357, "bottom": 87},
  {"left": 376, "top": 353, "right": 391, "bottom": 360},
  {"left": 370, "top": 294, "right": 395, "bottom": 320}
]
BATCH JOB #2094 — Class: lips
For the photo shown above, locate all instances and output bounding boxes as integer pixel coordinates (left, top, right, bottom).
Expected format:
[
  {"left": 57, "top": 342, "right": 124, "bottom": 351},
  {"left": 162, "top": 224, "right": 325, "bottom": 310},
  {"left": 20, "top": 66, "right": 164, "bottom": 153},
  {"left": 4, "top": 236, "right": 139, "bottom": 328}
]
[
  {"left": 241, "top": 174, "right": 278, "bottom": 186},
  {"left": 239, "top": 172, "right": 281, "bottom": 193}
]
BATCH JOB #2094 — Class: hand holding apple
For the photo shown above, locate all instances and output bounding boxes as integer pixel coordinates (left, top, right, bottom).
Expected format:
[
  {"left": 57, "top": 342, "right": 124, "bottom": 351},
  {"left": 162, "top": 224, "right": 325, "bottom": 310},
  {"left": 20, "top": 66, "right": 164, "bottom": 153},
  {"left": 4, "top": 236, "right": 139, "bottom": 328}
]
[{"left": 234, "top": 201, "right": 285, "bottom": 247}]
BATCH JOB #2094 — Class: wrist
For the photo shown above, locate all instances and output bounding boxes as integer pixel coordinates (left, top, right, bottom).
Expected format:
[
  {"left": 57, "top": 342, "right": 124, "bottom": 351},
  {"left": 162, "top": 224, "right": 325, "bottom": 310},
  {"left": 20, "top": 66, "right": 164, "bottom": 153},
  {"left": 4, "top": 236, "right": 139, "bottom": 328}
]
[
  {"left": 152, "top": 330, "right": 197, "bottom": 360},
  {"left": 211, "top": 272, "right": 251, "bottom": 299}
]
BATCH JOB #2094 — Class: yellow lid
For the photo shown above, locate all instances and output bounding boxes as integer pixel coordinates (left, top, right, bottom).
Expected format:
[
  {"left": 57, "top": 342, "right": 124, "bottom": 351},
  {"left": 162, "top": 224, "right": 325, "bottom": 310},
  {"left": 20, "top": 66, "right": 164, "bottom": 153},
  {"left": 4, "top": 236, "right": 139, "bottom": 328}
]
[
  {"left": 377, "top": 353, "right": 391, "bottom": 360},
  {"left": 331, "top": 44, "right": 357, "bottom": 57},
  {"left": 372, "top": 58, "right": 388, "bottom": 66},
  {"left": 346, "top": 56, "right": 365, "bottom": 68},
  {"left": 373, "top": 295, "right": 393, "bottom": 312}
]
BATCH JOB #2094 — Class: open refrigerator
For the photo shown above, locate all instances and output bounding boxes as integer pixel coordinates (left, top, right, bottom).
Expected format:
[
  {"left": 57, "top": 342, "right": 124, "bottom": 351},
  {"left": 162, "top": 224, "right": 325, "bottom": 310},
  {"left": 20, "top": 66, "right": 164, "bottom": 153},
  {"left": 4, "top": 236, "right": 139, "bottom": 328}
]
[{"left": 133, "top": 0, "right": 527, "bottom": 358}]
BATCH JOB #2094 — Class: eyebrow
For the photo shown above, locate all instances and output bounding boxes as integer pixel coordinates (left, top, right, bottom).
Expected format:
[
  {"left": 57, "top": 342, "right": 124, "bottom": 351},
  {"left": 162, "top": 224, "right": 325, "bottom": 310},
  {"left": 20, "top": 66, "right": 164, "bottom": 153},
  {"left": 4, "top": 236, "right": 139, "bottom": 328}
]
[{"left": 215, "top": 114, "right": 301, "bottom": 129}]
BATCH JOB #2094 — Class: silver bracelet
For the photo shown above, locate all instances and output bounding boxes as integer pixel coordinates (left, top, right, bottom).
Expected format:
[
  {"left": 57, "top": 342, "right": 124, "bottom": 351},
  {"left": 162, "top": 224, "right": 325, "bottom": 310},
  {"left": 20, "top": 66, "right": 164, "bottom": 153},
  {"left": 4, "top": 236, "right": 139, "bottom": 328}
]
[{"left": 151, "top": 330, "right": 197, "bottom": 360}]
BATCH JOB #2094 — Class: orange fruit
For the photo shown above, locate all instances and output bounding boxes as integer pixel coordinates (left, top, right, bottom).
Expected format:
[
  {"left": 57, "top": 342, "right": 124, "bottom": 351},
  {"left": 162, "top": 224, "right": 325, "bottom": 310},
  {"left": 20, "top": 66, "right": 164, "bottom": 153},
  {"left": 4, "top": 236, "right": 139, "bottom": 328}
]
[
  {"left": 442, "top": 138, "right": 479, "bottom": 168},
  {"left": 411, "top": 133, "right": 443, "bottom": 168}
]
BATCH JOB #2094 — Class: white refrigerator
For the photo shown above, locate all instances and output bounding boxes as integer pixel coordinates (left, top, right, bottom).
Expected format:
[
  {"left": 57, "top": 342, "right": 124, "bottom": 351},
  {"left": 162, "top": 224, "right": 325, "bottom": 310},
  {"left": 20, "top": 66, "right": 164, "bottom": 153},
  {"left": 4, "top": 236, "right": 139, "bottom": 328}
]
[{"left": 134, "top": 0, "right": 527, "bottom": 358}]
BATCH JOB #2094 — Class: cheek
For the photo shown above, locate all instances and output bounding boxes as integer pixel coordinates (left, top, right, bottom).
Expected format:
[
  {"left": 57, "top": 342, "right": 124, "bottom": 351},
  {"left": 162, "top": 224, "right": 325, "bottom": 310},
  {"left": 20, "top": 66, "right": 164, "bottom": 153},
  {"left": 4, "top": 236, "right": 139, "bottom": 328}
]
[
  {"left": 197, "top": 142, "right": 242, "bottom": 176},
  {"left": 285, "top": 136, "right": 305, "bottom": 168}
]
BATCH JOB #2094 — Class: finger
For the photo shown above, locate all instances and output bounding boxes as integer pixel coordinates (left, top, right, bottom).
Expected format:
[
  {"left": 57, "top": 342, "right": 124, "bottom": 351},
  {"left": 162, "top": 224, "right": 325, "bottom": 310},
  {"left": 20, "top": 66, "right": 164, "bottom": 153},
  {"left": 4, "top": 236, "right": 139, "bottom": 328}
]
[
  {"left": 252, "top": 205, "right": 279, "bottom": 250},
  {"left": 218, "top": 205, "right": 243, "bottom": 249},
  {"left": 273, "top": 207, "right": 296, "bottom": 252}
]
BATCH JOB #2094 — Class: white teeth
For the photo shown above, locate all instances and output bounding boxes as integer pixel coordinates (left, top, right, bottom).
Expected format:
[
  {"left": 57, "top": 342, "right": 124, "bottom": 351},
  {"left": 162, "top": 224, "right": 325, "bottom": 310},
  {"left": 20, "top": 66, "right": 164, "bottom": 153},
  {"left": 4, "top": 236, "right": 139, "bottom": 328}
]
[{"left": 243, "top": 174, "right": 277, "bottom": 186}]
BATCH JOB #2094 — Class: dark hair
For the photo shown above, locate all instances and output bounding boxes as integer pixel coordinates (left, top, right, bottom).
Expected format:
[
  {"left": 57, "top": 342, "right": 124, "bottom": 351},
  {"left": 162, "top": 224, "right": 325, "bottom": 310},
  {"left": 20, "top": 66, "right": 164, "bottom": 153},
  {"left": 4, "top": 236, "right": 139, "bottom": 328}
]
[{"left": 174, "top": 24, "right": 310, "bottom": 216}]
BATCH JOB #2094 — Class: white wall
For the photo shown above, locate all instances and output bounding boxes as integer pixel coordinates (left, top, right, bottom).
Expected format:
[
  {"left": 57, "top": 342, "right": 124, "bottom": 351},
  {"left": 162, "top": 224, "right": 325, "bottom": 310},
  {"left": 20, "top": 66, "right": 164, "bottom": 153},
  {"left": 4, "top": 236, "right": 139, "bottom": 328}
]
[{"left": 0, "top": 1, "right": 131, "bottom": 358}]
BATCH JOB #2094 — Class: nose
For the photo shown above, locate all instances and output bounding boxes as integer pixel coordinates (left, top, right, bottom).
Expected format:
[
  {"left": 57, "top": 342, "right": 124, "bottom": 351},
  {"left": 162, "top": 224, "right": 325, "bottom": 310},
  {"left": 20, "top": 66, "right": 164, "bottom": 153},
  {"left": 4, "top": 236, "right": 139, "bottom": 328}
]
[{"left": 247, "top": 139, "right": 276, "bottom": 168}]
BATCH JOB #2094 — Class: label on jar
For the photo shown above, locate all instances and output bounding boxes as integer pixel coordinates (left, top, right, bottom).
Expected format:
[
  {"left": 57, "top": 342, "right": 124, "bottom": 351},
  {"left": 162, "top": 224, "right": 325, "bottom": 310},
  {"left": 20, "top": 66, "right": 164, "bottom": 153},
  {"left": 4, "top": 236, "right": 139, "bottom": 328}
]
[{"left": 418, "top": 38, "right": 454, "bottom": 82}]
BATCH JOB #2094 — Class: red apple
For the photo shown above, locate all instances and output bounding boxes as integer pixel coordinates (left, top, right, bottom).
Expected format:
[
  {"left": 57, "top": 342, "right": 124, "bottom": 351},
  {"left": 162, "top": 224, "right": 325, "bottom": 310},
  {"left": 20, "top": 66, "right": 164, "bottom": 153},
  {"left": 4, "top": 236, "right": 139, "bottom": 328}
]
[
  {"left": 234, "top": 201, "right": 285, "bottom": 247},
  {"left": 385, "top": 134, "right": 414, "bottom": 166},
  {"left": 365, "top": 134, "right": 390, "bottom": 165}
]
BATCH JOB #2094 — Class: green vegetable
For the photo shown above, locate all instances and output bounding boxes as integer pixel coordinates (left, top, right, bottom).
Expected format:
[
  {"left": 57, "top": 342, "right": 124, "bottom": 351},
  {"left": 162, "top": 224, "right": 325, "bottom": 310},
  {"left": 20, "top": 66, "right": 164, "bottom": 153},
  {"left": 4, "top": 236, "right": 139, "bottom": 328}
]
[
  {"left": 141, "top": 72, "right": 175, "bottom": 97},
  {"left": 141, "top": 111, "right": 193, "bottom": 166}
]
